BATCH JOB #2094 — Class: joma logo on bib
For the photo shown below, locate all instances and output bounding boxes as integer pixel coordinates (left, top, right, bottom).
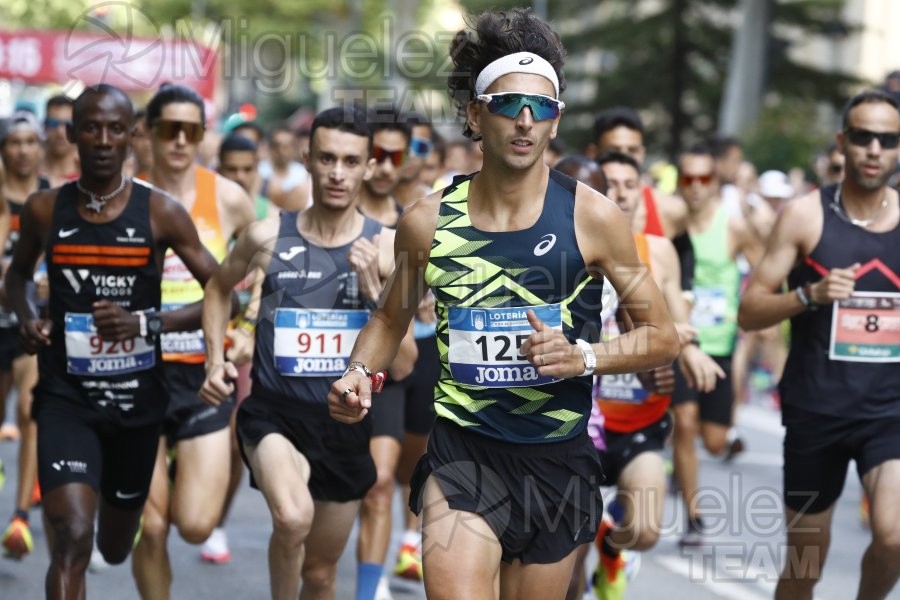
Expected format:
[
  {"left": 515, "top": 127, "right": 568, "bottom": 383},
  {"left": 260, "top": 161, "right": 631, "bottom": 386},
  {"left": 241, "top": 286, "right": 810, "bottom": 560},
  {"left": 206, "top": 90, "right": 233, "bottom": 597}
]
[{"left": 474, "top": 365, "right": 540, "bottom": 384}]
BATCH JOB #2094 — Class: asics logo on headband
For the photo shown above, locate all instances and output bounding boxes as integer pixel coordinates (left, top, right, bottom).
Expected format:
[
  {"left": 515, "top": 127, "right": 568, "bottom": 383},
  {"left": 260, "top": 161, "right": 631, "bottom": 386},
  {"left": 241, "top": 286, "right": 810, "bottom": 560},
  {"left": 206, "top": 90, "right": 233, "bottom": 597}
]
[{"left": 475, "top": 52, "right": 560, "bottom": 97}]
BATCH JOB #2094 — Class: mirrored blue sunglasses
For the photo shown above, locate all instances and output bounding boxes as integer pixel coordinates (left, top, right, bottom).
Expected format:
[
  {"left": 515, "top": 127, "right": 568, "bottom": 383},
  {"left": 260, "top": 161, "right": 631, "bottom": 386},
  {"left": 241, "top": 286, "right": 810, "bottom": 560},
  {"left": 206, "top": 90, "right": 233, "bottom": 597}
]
[{"left": 476, "top": 92, "right": 565, "bottom": 121}]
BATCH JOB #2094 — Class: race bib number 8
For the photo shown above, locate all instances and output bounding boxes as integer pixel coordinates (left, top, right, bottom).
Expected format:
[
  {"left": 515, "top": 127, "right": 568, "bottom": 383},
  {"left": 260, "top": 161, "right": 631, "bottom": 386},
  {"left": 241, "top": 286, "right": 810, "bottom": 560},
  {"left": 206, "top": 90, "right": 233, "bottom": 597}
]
[
  {"left": 448, "top": 304, "right": 562, "bottom": 388},
  {"left": 829, "top": 292, "right": 900, "bottom": 362},
  {"left": 273, "top": 308, "right": 369, "bottom": 377},
  {"left": 65, "top": 313, "right": 155, "bottom": 376}
]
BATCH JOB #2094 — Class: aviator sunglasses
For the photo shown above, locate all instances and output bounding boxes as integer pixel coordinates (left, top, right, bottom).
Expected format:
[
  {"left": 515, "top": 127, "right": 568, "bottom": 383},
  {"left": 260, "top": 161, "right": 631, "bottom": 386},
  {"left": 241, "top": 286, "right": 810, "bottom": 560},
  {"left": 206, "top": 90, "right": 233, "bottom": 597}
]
[
  {"left": 152, "top": 119, "right": 205, "bottom": 143},
  {"left": 476, "top": 92, "right": 565, "bottom": 121},
  {"left": 844, "top": 127, "right": 900, "bottom": 149},
  {"left": 372, "top": 145, "right": 406, "bottom": 167}
]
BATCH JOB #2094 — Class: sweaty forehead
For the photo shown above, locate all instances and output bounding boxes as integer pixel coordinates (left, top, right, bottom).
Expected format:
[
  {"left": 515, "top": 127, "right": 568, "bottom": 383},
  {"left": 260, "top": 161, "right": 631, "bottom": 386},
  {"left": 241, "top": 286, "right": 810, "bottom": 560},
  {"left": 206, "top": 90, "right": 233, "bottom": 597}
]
[
  {"left": 484, "top": 72, "right": 556, "bottom": 97},
  {"left": 77, "top": 93, "right": 132, "bottom": 122},
  {"left": 313, "top": 127, "right": 368, "bottom": 156},
  {"left": 848, "top": 101, "right": 900, "bottom": 131},
  {"left": 373, "top": 129, "right": 407, "bottom": 151},
  {"left": 598, "top": 126, "right": 642, "bottom": 151}
]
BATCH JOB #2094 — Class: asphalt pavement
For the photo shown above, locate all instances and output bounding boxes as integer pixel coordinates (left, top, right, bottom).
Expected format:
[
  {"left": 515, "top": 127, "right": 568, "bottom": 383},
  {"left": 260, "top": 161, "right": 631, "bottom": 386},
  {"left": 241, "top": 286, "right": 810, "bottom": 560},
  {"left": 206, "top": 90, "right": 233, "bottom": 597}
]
[{"left": 0, "top": 400, "right": 885, "bottom": 599}]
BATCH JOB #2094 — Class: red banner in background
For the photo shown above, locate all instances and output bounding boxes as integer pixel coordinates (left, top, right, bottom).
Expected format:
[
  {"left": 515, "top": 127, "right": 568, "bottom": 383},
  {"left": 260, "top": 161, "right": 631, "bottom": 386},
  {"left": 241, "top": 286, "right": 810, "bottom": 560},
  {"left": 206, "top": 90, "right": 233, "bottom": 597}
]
[{"left": 0, "top": 30, "right": 217, "bottom": 99}]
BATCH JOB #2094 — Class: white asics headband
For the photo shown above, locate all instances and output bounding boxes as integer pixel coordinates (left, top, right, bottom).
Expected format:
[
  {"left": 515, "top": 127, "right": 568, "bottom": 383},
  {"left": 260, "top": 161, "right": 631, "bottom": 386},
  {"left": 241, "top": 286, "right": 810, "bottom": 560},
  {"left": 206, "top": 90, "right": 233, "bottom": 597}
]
[{"left": 474, "top": 52, "right": 560, "bottom": 98}]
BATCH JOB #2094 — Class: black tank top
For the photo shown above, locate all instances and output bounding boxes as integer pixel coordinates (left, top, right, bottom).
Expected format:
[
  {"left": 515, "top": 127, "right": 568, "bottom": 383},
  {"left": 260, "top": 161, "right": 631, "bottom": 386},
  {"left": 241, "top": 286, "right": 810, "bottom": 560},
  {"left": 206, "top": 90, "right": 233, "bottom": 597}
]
[
  {"left": 252, "top": 211, "right": 382, "bottom": 404},
  {"left": 781, "top": 184, "right": 900, "bottom": 418},
  {"left": 40, "top": 180, "right": 164, "bottom": 418}
]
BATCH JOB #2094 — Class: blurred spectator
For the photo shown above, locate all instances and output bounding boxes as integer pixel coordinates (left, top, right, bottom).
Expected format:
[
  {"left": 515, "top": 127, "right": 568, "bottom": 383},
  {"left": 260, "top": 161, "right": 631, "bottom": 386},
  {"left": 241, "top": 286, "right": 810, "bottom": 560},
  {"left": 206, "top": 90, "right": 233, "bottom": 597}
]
[
  {"left": 42, "top": 95, "right": 78, "bottom": 186},
  {"left": 259, "top": 124, "right": 309, "bottom": 212},
  {"left": 708, "top": 134, "right": 744, "bottom": 218},
  {"left": 554, "top": 155, "right": 606, "bottom": 193},
  {"left": 294, "top": 126, "right": 310, "bottom": 166},
  {"left": 396, "top": 112, "right": 434, "bottom": 208},
  {"left": 815, "top": 143, "right": 845, "bottom": 187},
  {"left": 420, "top": 133, "right": 446, "bottom": 190},
  {"left": 544, "top": 137, "right": 566, "bottom": 168},
  {"left": 589, "top": 106, "right": 687, "bottom": 238},
  {"left": 129, "top": 109, "right": 154, "bottom": 177}
]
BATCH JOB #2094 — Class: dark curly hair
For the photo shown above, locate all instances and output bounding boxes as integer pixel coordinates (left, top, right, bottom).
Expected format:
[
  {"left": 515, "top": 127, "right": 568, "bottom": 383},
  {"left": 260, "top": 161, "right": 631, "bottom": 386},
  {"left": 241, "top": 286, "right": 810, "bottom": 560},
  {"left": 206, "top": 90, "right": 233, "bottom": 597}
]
[{"left": 447, "top": 8, "right": 566, "bottom": 139}]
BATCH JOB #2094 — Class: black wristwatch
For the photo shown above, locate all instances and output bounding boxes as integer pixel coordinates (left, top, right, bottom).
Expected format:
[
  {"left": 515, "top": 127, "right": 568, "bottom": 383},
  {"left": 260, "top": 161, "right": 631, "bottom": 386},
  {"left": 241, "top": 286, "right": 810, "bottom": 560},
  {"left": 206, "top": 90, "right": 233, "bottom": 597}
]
[{"left": 146, "top": 311, "right": 163, "bottom": 342}]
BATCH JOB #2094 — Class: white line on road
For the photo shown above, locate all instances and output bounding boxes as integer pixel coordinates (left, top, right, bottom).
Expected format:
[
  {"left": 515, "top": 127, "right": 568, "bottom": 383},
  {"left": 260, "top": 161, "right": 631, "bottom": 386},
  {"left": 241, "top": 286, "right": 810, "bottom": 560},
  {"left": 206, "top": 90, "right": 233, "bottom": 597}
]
[
  {"left": 654, "top": 555, "right": 770, "bottom": 600},
  {"left": 737, "top": 404, "right": 784, "bottom": 436}
]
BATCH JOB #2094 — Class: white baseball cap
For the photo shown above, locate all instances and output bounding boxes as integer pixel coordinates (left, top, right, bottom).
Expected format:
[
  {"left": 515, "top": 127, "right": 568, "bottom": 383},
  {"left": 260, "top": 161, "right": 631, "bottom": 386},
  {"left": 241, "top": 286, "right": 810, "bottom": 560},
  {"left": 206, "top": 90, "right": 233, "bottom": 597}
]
[
  {"left": 758, "top": 170, "right": 793, "bottom": 199},
  {"left": 0, "top": 110, "right": 46, "bottom": 145}
]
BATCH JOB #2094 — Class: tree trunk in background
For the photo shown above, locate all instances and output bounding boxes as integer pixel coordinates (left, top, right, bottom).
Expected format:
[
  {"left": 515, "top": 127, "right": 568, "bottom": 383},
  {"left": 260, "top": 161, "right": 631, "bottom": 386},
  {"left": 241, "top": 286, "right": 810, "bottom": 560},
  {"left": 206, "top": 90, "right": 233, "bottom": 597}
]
[
  {"left": 669, "top": 0, "right": 688, "bottom": 159},
  {"left": 718, "top": 0, "right": 771, "bottom": 135}
]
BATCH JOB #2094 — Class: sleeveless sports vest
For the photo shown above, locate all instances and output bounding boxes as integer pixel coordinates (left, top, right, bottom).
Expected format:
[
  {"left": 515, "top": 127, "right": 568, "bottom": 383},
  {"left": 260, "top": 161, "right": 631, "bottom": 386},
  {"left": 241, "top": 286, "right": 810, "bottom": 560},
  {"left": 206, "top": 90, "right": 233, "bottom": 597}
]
[
  {"left": 158, "top": 167, "right": 229, "bottom": 362},
  {"left": 424, "top": 170, "right": 606, "bottom": 444},
  {"left": 689, "top": 206, "right": 740, "bottom": 356},
  {"left": 781, "top": 184, "right": 900, "bottom": 419},
  {"left": 43, "top": 180, "right": 160, "bottom": 381},
  {"left": 595, "top": 233, "right": 671, "bottom": 432},
  {"left": 252, "top": 212, "right": 382, "bottom": 403}
]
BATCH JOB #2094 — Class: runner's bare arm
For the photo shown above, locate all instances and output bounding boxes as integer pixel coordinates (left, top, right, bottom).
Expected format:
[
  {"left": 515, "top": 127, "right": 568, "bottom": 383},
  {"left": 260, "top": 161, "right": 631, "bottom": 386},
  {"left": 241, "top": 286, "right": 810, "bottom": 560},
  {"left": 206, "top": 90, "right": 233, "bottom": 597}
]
[
  {"left": 377, "top": 228, "right": 418, "bottom": 380},
  {"left": 651, "top": 236, "right": 724, "bottom": 392},
  {"left": 739, "top": 192, "right": 829, "bottom": 331},
  {"left": 329, "top": 195, "right": 437, "bottom": 423},
  {"left": 152, "top": 190, "right": 239, "bottom": 333},
  {"left": 656, "top": 191, "right": 688, "bottom": 239},
  {"left": 576, "top": 185, "right": 680, "bottom": 375},
  {"left": 217, "top": 174, "right": 256, "bottom": 239},
  {"left": 201, "top": 219, "right": 277, "bottom": 405},
  {"left": 5, "top": 191, "right": 54, "bottom": 351}
]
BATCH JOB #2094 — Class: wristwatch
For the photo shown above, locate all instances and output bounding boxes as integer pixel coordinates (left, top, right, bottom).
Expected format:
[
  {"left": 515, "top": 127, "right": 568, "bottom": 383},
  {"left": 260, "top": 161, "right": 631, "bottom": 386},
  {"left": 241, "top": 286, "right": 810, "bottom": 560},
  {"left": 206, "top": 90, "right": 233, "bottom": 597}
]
[
  {"left": 343, "top": 361, "right": 386, "bottom": 394},
  {"left": 146, "top": 311, "right": 163, "bottom": 342}
]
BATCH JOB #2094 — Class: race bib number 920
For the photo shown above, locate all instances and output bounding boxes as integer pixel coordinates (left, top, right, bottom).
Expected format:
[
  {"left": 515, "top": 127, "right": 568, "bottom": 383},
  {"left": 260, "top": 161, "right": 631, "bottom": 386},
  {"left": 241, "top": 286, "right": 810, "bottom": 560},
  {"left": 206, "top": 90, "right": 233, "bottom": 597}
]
[{"left": 64, "top": 313, "right": 155, "bottom": 376}]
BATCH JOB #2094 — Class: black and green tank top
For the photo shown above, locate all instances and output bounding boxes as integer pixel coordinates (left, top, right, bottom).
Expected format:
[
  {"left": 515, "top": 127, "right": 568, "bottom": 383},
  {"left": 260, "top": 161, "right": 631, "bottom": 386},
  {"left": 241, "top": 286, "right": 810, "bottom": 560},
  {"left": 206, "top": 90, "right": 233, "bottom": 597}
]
[{"left": 424, "top": 170, "right": 606, "bottom": 443}]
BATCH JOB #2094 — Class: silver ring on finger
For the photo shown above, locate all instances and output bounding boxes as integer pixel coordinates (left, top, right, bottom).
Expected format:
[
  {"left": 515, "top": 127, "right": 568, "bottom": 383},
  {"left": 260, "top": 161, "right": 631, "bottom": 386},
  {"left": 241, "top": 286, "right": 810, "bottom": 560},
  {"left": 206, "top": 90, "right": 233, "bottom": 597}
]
[{"left": 342, "top": 388, "right": 352, "bottom": 400}]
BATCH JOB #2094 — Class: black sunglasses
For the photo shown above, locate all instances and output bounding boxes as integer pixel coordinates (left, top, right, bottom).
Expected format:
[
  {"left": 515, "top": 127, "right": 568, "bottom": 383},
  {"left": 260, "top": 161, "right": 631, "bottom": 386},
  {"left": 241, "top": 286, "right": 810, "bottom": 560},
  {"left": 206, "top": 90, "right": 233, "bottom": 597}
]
[{"left": 845, "top": 127, "right": 900, "bottom": 149}]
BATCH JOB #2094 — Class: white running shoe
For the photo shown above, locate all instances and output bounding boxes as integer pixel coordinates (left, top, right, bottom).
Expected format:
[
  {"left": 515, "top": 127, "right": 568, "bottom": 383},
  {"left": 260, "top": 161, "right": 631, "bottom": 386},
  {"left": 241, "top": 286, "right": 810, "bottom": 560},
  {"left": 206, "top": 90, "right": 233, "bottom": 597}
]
[
  {"left": 374, "top": 575, "right": 394, "bottom": 600},
  {"left": 200, "top": 527, "right": 231, "bottom": 564}
]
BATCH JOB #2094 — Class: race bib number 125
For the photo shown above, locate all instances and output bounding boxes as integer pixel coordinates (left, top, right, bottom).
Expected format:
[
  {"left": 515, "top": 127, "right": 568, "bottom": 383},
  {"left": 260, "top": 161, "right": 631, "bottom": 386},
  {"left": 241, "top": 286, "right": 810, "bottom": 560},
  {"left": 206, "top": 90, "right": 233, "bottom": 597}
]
[{"left": 448, "top": 304, "right": 562, "bottom": 388}]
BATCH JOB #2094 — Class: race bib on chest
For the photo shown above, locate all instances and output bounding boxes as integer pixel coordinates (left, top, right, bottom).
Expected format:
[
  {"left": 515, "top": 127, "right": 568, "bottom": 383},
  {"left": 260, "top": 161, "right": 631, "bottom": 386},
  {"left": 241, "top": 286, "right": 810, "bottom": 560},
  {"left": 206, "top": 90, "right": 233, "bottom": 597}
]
[
  {"left": 595, "top": 373, "right": 650, "bottom": 403},
  {"left": 160, "top": 330, "right": 206, "bottom": 355},
  {"left": 447, "top": 304, "right": 562, "bottom": 388},
  {"left": 65, "top": 313, "right": 155, "bottom": 376},
  {"left": 691, "top": 287, "right": 728, "bottom": 328},
  {"left": 829, "top": 292, "right": 900, "bottom": 363},
  {"left": 273, "top": 308, "right": 369, "bottom": 377}
]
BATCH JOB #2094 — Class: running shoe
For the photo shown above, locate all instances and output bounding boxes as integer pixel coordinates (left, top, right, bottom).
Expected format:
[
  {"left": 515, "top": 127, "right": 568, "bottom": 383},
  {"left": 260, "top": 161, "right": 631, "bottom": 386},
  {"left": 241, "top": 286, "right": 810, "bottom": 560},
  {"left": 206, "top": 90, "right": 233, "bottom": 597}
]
[
  {"left": 393, "top": 542, "right": 423, "bottom": 581},
  {"left": 592, "top": 547, "right": 640, "bottom": 600},
  {"left": 2, "top": 517, "right": 34, "bottom": 560},
  {"left": 374, "top": 575, "right": 394, "bottom": 600},
  {"left": 200, "top": 527, "right": 232, "bottom": 564},
  {"left": 679, "top": 515, "right": 707, "bottom": 548}
]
